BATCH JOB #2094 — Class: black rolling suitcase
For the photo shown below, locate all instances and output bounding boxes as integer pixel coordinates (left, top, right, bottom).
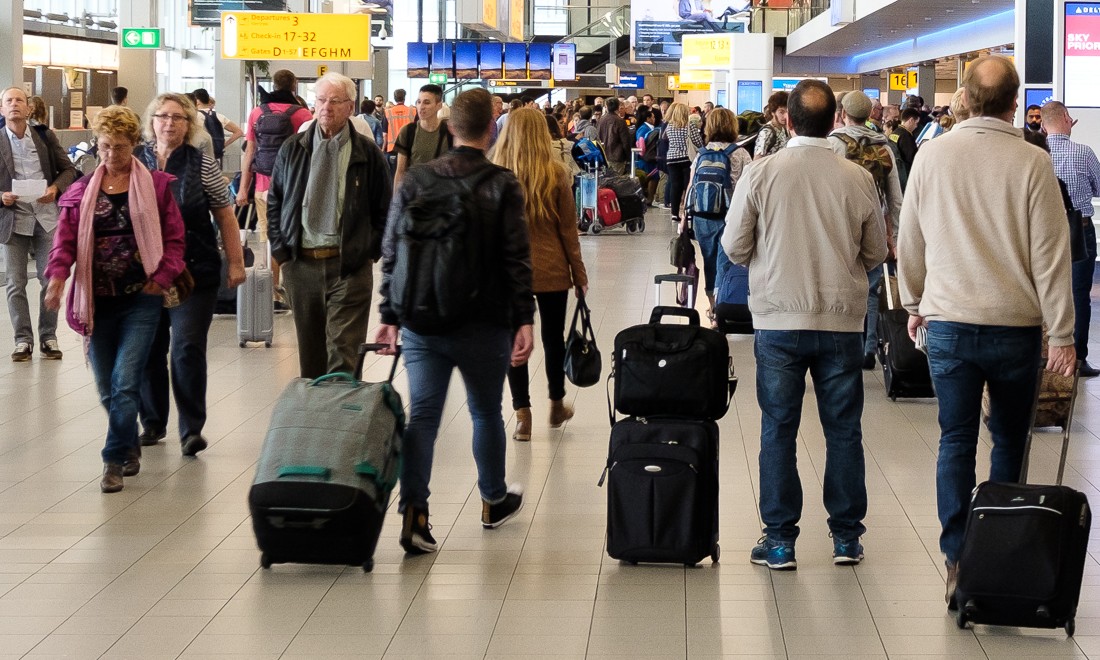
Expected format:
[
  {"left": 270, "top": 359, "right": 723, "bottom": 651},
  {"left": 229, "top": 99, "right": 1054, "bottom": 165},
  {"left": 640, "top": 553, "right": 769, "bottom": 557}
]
[
  {"left": 954, "top": 365, "right": 1090, "bottom": 636},
  {"left": 600, "top": 417, "right": 720, "bottom": 566},
  {"left": 876, "top": 263, "right": 934, "bottom": 400},
  {"left": 249, "top": 344, "right": 403, "bottom": 573}
]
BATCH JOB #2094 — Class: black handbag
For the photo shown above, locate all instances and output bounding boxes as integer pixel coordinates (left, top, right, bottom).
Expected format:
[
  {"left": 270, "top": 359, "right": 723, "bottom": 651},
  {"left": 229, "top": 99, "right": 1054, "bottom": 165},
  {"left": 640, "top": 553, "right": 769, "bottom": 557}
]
[{"left": 564, "top": 295, "right": 602, "bottom": 387}]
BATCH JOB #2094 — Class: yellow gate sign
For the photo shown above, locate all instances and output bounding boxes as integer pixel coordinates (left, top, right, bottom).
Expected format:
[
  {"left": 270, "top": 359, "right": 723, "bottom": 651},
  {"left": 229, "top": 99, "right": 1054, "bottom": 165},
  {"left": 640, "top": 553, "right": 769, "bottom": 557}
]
[
  {"left": 888, "top": 71, "right": 918, "bottom": 91},
  {"left": 221, "top": 12, "right": 372, "bottom": 61}
]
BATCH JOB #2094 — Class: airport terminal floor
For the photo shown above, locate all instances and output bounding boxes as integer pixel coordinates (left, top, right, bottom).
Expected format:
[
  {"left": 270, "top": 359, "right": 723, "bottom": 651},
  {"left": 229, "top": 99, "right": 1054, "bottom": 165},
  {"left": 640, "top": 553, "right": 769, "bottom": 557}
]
[{"left": 1, "top": 205, "right": 1100, "bottom": 659}]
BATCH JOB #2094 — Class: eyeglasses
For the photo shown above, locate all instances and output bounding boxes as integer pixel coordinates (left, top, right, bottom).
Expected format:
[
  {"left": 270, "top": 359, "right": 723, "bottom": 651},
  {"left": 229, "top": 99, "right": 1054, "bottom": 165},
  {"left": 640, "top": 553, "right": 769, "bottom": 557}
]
[
  {"left": 152, "top": 114, "right": 189, "bottom": 123},
  {"left": 96, "top": 141, "right": 134, "bottom": 153},
  {"left": 315, "top": 97, "right": 351, "bottom": 106}
]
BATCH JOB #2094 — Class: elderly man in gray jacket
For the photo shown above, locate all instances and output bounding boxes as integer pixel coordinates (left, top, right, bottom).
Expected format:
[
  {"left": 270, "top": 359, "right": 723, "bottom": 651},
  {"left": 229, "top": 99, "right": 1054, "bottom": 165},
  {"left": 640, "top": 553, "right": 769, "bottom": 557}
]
[
  {"left": 0, "top": 87, "right": 77, "bottom": 362},
  {"left": 723, "top": 79, "right": 888, "bottom": 571}
]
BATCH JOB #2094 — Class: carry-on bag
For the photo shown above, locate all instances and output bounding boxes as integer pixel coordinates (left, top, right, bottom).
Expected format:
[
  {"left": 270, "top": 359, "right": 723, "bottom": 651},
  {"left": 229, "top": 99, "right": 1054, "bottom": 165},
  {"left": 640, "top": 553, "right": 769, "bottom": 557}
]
[
  {"left": 237, "top": 250, "right": 274, "bottom": 347},
  {"left": 563, "top": 295, "right": 601, "bottom": 387},
  {"left": 714, "top": 263, "right": 753, "bottom": 335},
  {"left": 954, "top": 364, "right": 1090, "bottom": 636},
  {"left": 611, "top": 302, "right": 735, "bottom": 420},
  {"left": 600, "top": 416, "right": 720, "bottom": 566},
  {"left": 249, "top": 343, "right": 404, "bottom": 573},
  {"left": 876, "top": 263, "right": 934, "bottom": 400},
  {"left": 216, "top": 229, "right": 256, "bottom": 315},
  {"left": 600, "top": 174, "right": 647, "bottom": 223},
  {"left": 597, "top": 188, "right": 622, "bottom": 227}
]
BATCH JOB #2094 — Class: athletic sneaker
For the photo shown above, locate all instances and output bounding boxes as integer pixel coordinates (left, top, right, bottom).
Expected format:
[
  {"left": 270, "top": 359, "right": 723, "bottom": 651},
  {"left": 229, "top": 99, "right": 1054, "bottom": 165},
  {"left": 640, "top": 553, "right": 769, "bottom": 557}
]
[
  {"left": 832, "top": 536, "right": 865, "bottom": 565},
  {"left": 749, "top": 536, "right": 797, "bottom": 570},
  {"left": 400, "top": 506, "right": 438, "bottom": 554},
  {"left": 481, "top": 485, "right": 524, "bottom": 529}
]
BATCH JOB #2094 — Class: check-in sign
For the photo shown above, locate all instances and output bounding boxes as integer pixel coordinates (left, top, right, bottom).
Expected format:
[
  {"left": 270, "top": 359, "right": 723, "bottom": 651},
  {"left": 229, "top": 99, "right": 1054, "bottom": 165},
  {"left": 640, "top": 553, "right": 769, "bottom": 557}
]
[
  {"left": 221, "top": 12, "right": 371, "bottom": 61},
  {"left": 889, "top": 71, "right": 918, "bottom": 91}
]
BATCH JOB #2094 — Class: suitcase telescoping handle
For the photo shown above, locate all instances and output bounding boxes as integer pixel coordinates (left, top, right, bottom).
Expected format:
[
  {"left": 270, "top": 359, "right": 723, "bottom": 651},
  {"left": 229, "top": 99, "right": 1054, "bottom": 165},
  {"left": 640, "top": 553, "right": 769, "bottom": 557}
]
[
  {"left": 356, "top": 342, "right": 402, "bottom": 383},
  {"left": 1019, "top": 360, "right": 1081, "bottom": 485},
  {"left": 653, "top": 274, "right": 698, "bottom": 322}
]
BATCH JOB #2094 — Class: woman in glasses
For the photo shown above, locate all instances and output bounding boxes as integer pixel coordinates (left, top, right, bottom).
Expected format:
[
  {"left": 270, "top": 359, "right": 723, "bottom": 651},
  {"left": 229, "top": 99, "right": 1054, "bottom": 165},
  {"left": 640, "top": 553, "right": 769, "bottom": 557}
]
[
  {"left": 131, "top": 93, "right": 247, "bottom": 460},
  {"left": 43, "top": 105, "right": 187, "bottom": 492}
]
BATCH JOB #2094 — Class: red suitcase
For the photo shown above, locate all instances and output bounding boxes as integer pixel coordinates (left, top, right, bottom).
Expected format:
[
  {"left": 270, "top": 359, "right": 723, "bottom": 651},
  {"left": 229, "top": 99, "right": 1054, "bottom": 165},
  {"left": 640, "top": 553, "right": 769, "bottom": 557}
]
[{"left": 598, "top": 188, "right": 622, "bottom": 226}]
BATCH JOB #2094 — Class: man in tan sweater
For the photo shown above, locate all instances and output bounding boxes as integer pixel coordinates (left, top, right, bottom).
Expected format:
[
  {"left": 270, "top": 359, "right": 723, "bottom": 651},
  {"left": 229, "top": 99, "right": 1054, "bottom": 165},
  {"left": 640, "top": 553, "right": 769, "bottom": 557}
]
[
  {"left": 723, "top": 79, "right": 888, "bottom": 571},
  {"left": 897, "top": 56, "right": 1076, "bottom": 610}
]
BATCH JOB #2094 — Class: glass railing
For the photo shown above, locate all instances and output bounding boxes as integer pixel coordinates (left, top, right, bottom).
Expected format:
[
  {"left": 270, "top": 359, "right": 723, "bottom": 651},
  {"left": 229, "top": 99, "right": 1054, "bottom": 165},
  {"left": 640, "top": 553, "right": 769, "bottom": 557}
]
[{"left": 749, "top": 0, "right": 831, "bottom": 37}]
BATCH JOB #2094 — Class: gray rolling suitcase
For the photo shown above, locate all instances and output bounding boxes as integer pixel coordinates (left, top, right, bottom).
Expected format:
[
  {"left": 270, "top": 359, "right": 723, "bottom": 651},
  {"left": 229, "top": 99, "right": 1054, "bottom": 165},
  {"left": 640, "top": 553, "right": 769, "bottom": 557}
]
[
  {"left": 249, "top": 343, "right": 403, "bottom": 572},
  {"left": 238, "top": 250, "right": 274, "bottom": 347}
]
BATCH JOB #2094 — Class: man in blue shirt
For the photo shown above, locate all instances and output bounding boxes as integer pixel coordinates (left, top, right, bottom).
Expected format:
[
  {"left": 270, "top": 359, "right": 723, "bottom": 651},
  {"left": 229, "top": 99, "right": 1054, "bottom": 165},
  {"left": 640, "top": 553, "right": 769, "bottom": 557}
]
[
  {"left": 1043, "top": 101, "right": 1100, "bottom": 377},
  {"left": 0, "top": 87, "right": 77, "bottom": 362}
]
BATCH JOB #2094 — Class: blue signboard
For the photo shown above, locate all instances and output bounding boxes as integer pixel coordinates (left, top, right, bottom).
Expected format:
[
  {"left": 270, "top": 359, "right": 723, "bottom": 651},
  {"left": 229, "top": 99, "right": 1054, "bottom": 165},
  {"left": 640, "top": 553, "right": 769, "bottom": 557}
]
[
  {"left": 772, "top": 78, "right": 802, "bottom": 92},
  {"left": 1025, "top": 87, "right": 1055, "bottom": 108},
  {"left": 616, "top": 74, "right": 645, "bottom": 88},
  {"left": 863, "top": 88, "right": 881, "bottom": 100}
]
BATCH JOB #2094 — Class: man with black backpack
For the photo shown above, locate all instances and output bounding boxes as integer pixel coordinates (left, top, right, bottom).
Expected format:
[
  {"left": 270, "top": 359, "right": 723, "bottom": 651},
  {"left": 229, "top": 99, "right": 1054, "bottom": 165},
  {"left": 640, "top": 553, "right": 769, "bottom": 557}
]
[
  {"left": 236, "top": 69, "right": 314, "bottom": 308},
  {"left": 193, "top": 88, "right": 243, "bottom": 165},
  {"left": 828, "top": 90, "right": 904, "bottom": 371},
  {"left": 374, "top": 87, "right": 535, "bottom": 555}
]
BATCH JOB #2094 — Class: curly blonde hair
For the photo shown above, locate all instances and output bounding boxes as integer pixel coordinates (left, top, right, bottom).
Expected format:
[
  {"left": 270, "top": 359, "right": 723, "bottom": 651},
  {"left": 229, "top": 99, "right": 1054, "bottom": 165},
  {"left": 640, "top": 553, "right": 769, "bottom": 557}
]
[{"left": 92, "top": 105, "right": 143, "bottom": 146}]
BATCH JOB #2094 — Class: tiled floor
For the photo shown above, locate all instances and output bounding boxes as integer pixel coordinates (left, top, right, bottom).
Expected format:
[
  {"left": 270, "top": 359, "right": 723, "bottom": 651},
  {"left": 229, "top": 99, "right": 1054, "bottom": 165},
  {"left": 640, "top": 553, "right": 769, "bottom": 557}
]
[{"left": 1, "top": 206, "right": 1099, "bottom": 659}]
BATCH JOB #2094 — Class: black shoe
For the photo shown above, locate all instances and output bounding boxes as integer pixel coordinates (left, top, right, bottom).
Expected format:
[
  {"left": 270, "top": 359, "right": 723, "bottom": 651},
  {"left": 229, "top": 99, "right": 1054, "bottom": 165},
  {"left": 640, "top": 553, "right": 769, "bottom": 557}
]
[
  {"left": 40, "top": 339, "right": 63, "bottom": 360},
  {"left": 139, "top": 427, "right": 166, "bottom": 446},
  {"left": 11, "top": 342, "right": 31, "bottom": 362},
  {"left": 1080, "top": 362, "right": 1100, "bottom": 378},
  {"left": 862, "top": 353, "right": 876, "bottom": 371},
  {"left": 399, "top": 506, "right": 438, "bottom": 554},
  {"left": 481, "top": 485, "right": 524, "bottom": 529},
  {"left": 181, "top": 434, "right": 208, "bottom": 457}
]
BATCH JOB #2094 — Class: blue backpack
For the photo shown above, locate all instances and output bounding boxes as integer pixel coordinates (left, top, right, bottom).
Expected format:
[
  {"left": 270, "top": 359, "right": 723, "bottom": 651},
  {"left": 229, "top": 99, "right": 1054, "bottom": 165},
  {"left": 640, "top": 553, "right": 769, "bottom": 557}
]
[{"left": 686, "top": 144, "right": 738, "bottom": 219}]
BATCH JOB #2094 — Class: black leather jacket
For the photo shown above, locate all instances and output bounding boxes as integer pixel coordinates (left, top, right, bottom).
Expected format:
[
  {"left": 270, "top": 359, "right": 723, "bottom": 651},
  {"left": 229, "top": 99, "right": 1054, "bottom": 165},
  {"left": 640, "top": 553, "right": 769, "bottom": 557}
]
[
  {"left": 267, "top": 124, "right": 392, "bottom": 276},
  {"left": 378, "top": 146, "right": 535, "bottom": 330}
]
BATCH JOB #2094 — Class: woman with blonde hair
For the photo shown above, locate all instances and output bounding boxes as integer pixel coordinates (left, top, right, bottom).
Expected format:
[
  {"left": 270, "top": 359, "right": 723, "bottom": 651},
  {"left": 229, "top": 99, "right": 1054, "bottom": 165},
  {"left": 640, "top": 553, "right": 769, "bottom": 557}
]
[
  {"left": 492, "top": 107, "right": 588, "bottom": 441},
  {"left": 664, "top": 102, "right": 704, "bottom": 220}
]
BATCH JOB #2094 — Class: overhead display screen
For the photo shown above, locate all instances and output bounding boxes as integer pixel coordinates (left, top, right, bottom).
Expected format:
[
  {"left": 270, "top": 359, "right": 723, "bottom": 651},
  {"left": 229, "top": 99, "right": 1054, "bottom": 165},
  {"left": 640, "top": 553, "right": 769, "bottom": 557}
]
[
  {"left": 407, "top": 42, "right": 430, "bottom": 78},
  {"left": 480, "top": 42, "right": 503, "bottom": 80},
  {"left": 1065, "top": 3, "right": 1100, "bottom": 107},
  {"left": 631, "top": 0, "right": 748, "bottom": 62},
  {"left": 504, "top": 42, "right": 527, "bottom": 79},
  {"left": 552, "top": 43, "right": 576, "bottom": 81},
  {"left": 528, "top": 43, "right": 552, "bottom": 80},
  {"left": 455, "top": 41, "right": 479, "bottom": 79},
  {"left": 737, "top": 80, "right": 763, "bottom": 114},
  {"left": 431, "top": 41, "right": 454, "bottom": 77}
]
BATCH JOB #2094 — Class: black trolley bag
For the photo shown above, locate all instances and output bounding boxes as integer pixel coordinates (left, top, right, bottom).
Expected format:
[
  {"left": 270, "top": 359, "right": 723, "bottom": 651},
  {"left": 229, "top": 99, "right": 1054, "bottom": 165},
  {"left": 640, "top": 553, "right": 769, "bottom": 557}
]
[
  {"left": 600, "top": 305, "right": 735, "bottom": 565},
  {"left": 954, "top": 364, "right": 1091, "bottom": 636},
  {"left": 876, "top": 262, "right": 935, "bottom": 400},
  {"left": 249, "top": 343, "right": 403, "bottom": 573}
]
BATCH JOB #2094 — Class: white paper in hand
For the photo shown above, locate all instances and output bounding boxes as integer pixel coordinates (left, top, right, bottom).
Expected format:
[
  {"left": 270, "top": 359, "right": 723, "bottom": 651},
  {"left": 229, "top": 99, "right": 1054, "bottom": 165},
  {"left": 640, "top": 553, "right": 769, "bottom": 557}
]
[{"left": 11, "top": 179, "right": 47, "bottom": 199}]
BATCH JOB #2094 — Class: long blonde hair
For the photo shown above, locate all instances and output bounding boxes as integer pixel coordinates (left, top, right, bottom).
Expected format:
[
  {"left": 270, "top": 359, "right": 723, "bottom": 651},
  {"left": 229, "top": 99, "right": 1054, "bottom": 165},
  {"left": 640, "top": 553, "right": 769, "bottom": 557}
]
[
  {"left": 491, "top": 107, "right": 567, "bottom": 225},
  {"left": 666, "top": 102, "right": 690, "bottom": 128}
]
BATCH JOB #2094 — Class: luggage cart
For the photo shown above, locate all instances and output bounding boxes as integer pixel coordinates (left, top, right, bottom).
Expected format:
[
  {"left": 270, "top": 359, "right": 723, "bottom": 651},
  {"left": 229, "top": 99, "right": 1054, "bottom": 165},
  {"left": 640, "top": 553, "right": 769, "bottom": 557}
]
[{"left": 576, "top": 163, "right": 601, "bottom": 234}]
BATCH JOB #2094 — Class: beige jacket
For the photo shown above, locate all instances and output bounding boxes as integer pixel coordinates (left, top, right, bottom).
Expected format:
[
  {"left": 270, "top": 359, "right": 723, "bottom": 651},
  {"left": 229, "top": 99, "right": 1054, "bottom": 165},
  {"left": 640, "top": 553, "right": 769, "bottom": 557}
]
[
  {"left": 722, "top": 137, "right": 888, "bottom": 332},
  {"left": 897, "top": 117, "right": 1074, "bottom": 346}
]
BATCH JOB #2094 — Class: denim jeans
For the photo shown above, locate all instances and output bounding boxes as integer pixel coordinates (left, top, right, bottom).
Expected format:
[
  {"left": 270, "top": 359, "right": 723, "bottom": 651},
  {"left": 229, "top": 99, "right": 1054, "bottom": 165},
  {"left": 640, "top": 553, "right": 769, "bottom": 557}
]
[
  {"left": 3, "top": 223, "right": 58, "bottom": 344},
  {"left": 139, "top": 285, "right": 218, "bottom": 439},
  {"left": 88, "top": 294, "right": 164, "bottom": 465},
  {"left": 508, "top": 290, "right": 568, "bottom": 410},
  {"left": 1071, "top": 221, "right": 1096, "bottom": 361},
  {"left": 399, "top": 323, "right": 512, "bottom": 509},
  {"left": 694, "top": 217, "right": 729, "bottom": 296},
  {"left": 754, "top": 330, "right": 867, "bottom": 544},
  {"left": 863, "top": 267, "right": 884, "bottom": 355},
  {"left": 926, "top": 321, "right": 1042, "bottom": 563}
]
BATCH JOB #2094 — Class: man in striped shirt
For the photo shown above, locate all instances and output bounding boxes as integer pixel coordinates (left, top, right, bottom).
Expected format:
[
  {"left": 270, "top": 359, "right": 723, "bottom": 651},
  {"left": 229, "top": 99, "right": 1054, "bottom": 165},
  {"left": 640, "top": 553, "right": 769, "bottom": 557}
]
[{"left": 1043, "top": 101, "right": 1100, "bottom": 377}]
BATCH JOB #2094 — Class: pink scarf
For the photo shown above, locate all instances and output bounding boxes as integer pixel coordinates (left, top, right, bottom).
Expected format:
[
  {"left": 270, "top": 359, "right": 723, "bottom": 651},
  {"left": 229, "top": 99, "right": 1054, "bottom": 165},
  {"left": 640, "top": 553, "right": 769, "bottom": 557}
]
[{"left": 70, "top": 157, "right": 165, "bottom": 336}]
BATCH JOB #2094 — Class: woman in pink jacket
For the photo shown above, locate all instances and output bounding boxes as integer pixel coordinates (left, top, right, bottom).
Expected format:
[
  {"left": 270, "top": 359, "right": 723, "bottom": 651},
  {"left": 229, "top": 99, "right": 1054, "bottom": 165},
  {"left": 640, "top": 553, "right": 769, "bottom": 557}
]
[{"left": 44, "top": 105, "right": 186, "bottom": 493}]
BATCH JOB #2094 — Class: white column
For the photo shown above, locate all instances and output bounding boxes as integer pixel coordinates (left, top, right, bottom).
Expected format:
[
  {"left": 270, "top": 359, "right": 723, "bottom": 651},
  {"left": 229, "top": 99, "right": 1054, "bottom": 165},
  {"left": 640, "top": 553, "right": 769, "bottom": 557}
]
[
  {"left": 117, "top": 2, "right": 158, "bottom": 110},
  {"left": 2, "top": 0, "right": 23, "bottom": 87}
]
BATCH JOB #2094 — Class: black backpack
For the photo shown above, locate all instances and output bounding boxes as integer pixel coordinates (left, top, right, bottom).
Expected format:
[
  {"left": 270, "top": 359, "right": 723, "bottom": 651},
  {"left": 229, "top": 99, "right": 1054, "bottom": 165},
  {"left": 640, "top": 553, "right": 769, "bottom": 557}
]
[
  {"left": 252, "top": 104, "right": 299, "bottom": 176},
  {"left": 201, "top": 109, "right": 226, "bottom": 160},
  {"left": 388, "top": 164, "right": 503, "bottom": 335},
  {"left": 642, "top": 126, "right": 661, "bottom": 162}
]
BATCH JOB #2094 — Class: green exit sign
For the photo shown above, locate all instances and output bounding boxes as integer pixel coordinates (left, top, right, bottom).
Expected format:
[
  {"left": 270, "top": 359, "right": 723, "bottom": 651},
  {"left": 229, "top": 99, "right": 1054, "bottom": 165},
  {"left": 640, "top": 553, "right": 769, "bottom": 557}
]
[
  {"left": 120, "top": 28, "right": 162, "bottom": 49},
  {"left": 429, "top": 73, "right": 448, "bottom": 85}
]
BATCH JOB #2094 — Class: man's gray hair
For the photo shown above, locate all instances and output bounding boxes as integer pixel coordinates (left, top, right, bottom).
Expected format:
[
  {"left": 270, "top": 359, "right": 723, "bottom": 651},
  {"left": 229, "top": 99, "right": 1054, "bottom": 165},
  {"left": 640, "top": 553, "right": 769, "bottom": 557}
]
[{"left": 317, "top": 72, "right": 356, "bottom": 103}]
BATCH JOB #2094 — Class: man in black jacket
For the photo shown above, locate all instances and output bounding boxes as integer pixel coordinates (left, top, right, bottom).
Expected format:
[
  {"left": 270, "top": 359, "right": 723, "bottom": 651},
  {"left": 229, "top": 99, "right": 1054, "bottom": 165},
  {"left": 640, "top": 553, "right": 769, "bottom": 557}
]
[
  {"left": 0, "top": 86, "right": 78, "bottom": 361},
  {"left": 267, "top": 72, "right": 391, "bottom": 378},
  {"left": 374, "top": 87, "right": 535, "bottom": 555}
]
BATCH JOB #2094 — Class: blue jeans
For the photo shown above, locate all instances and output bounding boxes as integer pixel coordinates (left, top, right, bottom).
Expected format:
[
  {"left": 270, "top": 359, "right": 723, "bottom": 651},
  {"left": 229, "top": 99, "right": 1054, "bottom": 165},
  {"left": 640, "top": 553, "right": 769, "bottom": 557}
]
[
  {"left": 88, "top": 294, "right": 164, "bottom": 465},
  {"left": 863, "top": 267, "right": 884, "bottom": 355},
  {"left": 926, "top": 321, "right": 1042, "bottom": 563},
  {"left": 1071, "top": 221, "right": 1096, "bottom": 361},
  {"left": 139, "top": 285, "right": 218, "bottom": 439},
  {"left": 754, "top": 330, "right": 867, "bottom": 544},
  {"left": 399, "top": 323, "right": 512, "bottom": 509},
  {"left": 694, "top": 217, "right": 729, "bottom": 296}
]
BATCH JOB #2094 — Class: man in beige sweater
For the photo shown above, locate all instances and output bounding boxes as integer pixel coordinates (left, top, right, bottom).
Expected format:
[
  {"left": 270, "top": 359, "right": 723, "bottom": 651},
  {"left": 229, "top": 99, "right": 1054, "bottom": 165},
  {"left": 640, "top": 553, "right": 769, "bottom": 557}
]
[
  {"left": 723, "top": 79, "right": 888, "bottom": 571},
  {"left": 897, "top": 56, "right": 1075, "bottom": 610}
]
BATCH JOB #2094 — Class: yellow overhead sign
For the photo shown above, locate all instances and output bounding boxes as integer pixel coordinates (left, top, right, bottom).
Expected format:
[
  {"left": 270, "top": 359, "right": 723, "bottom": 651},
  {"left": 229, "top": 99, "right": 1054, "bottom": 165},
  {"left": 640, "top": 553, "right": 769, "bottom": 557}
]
[
  {"left": 509, "top": 0, "right": 524, "bottom": 40},
  {"left": 889, "top": 71, "right": 918, "bottom": 91},
  {"left": 681, "top": 34, "right": 732, "bottom": 69},
  {"left": 667, "top": 75, "right": 710, "bottom": 91},
  {"left": 221, "top": 12, "right": 371, "bottom": 61}
]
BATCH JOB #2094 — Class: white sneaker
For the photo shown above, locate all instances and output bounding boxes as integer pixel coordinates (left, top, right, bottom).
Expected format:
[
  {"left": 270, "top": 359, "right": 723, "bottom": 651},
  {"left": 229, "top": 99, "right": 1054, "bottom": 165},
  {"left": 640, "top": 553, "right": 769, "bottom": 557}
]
[
  {"left": 41, "top": 339, "right": 62, "bottom": 360},
  {"left": 11, "top": 342, "right": 31, "bottom": 362}
]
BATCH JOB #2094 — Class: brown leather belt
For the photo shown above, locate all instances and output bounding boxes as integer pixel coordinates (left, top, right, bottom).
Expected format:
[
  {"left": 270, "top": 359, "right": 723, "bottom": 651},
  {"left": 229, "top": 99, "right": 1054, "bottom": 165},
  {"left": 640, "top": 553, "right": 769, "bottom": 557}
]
[{"left": 300, "top": 247, "right": 340, "bottom": 260}]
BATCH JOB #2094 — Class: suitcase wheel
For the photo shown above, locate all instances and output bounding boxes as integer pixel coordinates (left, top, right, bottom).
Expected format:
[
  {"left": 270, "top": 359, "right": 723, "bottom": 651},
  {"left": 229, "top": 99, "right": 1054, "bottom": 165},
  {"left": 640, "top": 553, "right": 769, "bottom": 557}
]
[
  {"left": 362, "top": 559, "right": 374, "bottom": 573},
  {"left": 626, "top": 221, "right": 637, "bottom": 234},
  {"left": 1066, "top": 618, "right": 1075, "bottom": 637},
  {"left": 260, "top": 552, "right": 272, "bottom": 569},
  {"left": 711, "top": 543, "right": 720, "bottom": 564},
  {"left": 591, "top": 221, "right": 603, "bottom": 235},
  {"left": 264, "top": 341, "right": 272, "bottom": 348},
  {"left": 955, "top": 609, "right": 967, "bottom": 629},
  {"left": 239, "top": 341, "right": 246, "bottom": 348},
  {"left": 638, "top": 219, "right": 646, "bottom": 233}
]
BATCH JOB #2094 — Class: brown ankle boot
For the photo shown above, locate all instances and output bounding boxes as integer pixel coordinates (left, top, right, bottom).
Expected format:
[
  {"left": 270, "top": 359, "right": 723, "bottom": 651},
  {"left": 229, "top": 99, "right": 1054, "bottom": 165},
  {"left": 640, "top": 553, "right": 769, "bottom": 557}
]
[
  {"left": 100, "top": 464, "right": 124, "bottom": 493},
  {"left": 513, "top": 408, "right": 532, "bottom": 441},
  {"left": 123, "top": 447, "right": 141, "bottom": 477},
  {"left": 548, "top": 400, "right": 574, "bottom": 427}
]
